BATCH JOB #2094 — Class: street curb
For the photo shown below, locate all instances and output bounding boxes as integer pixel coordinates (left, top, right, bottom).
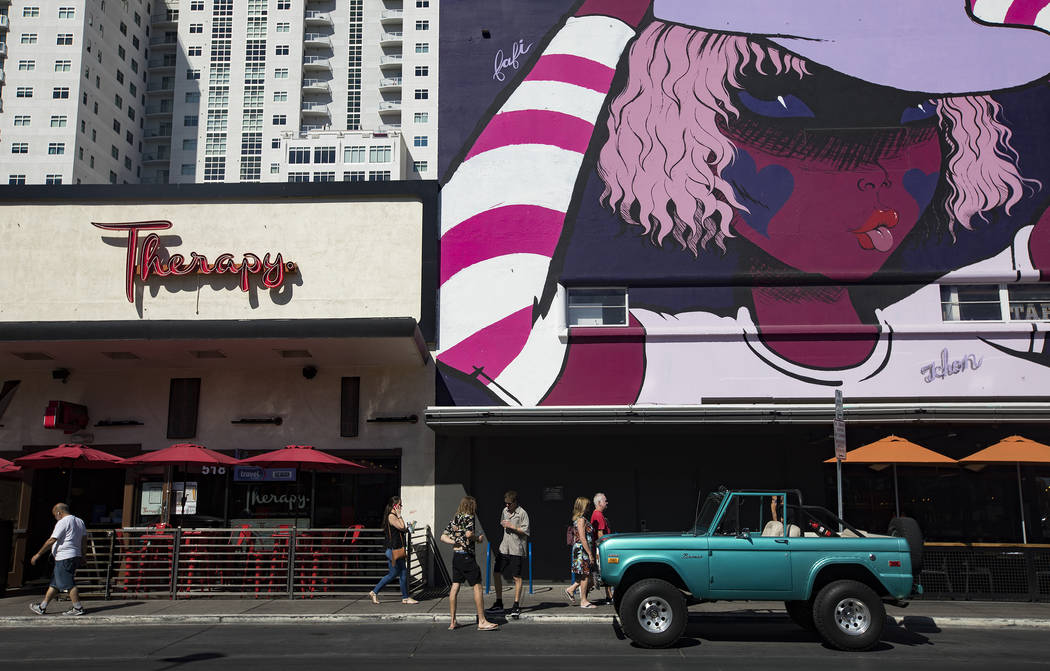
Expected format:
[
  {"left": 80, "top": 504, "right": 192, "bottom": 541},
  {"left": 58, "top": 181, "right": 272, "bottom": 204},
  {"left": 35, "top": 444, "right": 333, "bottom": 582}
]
[{"left": 0, "top": 613, "right": 1049, "bottom": 629}]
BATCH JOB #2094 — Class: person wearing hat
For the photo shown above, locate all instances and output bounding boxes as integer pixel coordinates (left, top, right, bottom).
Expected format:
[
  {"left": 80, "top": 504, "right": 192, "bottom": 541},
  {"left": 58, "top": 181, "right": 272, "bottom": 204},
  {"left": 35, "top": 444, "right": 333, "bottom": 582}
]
[{"left": 437, "top": 0, "right": 1050, "bottom": 405}]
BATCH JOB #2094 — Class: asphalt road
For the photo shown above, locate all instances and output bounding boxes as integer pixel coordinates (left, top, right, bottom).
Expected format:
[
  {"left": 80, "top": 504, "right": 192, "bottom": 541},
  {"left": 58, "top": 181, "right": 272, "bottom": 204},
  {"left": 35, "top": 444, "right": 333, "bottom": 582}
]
[{"left": 0, "top": 619, "right": 1046, "bottom": 670}]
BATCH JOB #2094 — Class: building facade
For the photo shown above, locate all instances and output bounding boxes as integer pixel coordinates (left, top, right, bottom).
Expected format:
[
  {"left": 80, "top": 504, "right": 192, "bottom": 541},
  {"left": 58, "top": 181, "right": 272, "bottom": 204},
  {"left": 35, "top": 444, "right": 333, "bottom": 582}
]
[
  {"left": 0, "top": 0, "right": 438, "bottom": 185},
  {"left": 431, "top": 0, "right": 1050, "bottom": 578}
]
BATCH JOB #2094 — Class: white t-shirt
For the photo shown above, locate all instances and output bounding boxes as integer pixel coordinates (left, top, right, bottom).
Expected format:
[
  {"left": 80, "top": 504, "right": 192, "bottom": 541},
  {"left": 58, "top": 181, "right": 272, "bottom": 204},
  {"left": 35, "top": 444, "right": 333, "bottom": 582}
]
[{"left": 51, "top": 514, "right": 86, "bottom": 560}]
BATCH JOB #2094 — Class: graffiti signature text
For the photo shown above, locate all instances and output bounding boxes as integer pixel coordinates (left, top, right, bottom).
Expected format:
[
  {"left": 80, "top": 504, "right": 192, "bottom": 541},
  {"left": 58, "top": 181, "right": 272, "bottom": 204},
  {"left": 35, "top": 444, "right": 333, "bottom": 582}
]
[
  {"left": 493, "top": 38, "right": 533, "bottom": 82},
  {"left": 920, "top": 348, "right": 983, "bottom": 383}
]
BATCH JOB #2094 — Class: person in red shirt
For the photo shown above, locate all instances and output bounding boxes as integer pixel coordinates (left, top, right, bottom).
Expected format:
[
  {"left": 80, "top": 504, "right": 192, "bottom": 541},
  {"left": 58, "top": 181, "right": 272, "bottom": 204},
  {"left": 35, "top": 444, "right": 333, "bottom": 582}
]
[{"left": 590, "top": 493, "right": 612, "bottom": 604}]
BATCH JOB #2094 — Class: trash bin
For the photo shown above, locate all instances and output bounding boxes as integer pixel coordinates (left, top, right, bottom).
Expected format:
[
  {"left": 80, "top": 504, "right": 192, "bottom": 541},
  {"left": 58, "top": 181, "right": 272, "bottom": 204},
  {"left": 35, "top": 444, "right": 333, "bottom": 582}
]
[{"left": 0, "top": 519, "right": 13, "bottom": 592}]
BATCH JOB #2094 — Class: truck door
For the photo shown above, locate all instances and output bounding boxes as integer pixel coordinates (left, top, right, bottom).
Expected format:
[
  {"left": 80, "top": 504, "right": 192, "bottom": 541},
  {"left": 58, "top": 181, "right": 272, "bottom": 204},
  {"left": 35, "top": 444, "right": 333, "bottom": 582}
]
[{"left": 707, "top": 493, "right": 793, "bottom": 596}]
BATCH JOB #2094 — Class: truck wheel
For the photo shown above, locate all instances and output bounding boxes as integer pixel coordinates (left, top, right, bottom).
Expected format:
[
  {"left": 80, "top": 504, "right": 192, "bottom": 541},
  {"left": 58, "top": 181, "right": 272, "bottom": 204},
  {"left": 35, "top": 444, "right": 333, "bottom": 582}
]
[
  {"left": 618, "top": 578, "right": 688, "bottom": 648},
  {"left": 888, "top": 516, "right": 924, "bottom": 575},
  {"left": 812, "top": 579, "right": 885, "bottom": 651},
  {"left": 784, "top": 600, "right": 815, "bottom": 631}
]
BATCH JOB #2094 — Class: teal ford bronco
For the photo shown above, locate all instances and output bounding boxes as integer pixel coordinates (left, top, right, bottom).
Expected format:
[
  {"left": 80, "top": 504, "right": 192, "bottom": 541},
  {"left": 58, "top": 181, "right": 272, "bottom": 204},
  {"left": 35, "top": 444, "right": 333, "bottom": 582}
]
[{"left": 596, "top": 488, "right": 923, "bottom": 651}]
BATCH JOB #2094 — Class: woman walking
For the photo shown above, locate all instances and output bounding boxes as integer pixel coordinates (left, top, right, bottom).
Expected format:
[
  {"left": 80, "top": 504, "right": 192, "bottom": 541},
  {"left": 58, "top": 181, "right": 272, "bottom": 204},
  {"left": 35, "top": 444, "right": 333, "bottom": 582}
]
[
  {"left": 567, "top": 496, "right": 597, "bottom": 609},
  {"left": 440, "top": 496, "right": 499, "bottom": 631},
  {"left": 369, "top": 496, "right": 418, "bottom": 605}
]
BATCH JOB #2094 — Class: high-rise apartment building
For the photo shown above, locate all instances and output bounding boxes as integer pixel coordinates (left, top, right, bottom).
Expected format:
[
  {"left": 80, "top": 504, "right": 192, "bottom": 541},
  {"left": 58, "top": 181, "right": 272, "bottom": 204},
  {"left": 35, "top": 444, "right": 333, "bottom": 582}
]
[{"left": 0, "top": 0, "right": 438, "bottom": 185}]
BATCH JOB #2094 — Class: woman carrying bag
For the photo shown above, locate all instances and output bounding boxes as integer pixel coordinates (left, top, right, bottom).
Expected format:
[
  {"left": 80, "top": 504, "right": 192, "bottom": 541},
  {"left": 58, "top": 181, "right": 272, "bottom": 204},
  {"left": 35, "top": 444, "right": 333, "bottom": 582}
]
[{"left": 369, "top": 496, "right": 419, "bottom": 605}]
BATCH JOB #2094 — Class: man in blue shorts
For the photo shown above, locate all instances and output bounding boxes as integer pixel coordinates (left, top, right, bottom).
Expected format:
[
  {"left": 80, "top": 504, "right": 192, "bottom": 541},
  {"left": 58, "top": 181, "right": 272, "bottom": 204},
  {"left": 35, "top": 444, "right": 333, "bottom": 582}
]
[{"left": 29, "top": 503, "right": 86, "bottom": 616}]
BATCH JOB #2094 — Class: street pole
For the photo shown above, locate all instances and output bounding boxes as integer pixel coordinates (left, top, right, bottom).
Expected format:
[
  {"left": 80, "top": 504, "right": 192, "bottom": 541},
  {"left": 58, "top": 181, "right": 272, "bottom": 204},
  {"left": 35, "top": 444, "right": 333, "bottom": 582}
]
[{"left": 834, "top": 390, "right": 846, "bottom": 530}]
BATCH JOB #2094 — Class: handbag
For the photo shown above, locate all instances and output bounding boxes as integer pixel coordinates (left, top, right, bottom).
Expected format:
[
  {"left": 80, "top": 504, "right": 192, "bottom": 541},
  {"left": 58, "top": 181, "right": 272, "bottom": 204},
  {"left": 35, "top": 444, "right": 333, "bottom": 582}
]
[{"left": 387, "top": 522, "right": 407, "bottom": 563}]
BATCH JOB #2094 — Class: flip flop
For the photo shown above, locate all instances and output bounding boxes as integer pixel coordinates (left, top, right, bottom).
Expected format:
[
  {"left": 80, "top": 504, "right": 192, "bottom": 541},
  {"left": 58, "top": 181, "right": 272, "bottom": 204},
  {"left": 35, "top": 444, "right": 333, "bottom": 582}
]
[
  {"left": 564, "top": 589, "right": 576, "bottom": 605},
  {"left": 478, "top": 623, "right": 499, "bottom": 631},
  {"left": 580, "top": 603, "right": 597, "bottom": 609}
]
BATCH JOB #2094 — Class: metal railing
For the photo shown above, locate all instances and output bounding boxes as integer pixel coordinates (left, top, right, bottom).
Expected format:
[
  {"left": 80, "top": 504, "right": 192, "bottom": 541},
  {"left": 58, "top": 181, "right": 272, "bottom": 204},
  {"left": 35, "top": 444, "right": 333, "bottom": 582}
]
[
  {"left": 917, "top": 544, "right": 1050, "bottom": 601},
  {"left": 72, "top": 526, "right": 442, "bottom": 599}
]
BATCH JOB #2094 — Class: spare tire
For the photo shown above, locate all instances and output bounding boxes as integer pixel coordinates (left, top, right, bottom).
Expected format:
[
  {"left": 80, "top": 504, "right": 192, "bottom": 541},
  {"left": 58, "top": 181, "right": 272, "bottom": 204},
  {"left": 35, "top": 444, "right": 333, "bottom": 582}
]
[{"left": 888, "top": 516, "right": 923, "bottom": 576}]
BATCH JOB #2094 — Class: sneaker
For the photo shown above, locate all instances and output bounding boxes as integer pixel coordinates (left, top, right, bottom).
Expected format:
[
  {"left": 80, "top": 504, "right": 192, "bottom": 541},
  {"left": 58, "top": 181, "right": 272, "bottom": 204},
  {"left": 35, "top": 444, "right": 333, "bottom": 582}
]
[
  {"left": 510, "top": 606, "right": 522, "bottom": 620},
  {"left": 63, "top": 606, "right": 85, "bottom": 616},
  {"left": 29, "top": 603, "right": 46, "bottom": 615},
  {"left": 485, "top": 602, "right": 504, "bottom": 614}
]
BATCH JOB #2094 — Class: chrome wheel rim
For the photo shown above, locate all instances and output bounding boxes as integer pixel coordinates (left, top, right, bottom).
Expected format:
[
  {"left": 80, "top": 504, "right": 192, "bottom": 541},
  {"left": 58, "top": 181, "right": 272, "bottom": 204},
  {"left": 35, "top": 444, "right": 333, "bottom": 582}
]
[
  {"left": 833, "top": 597, "right": 871, "bottom": 636},
  {"left": 636, "top": 596, "right": 672, "bottom": 634}
]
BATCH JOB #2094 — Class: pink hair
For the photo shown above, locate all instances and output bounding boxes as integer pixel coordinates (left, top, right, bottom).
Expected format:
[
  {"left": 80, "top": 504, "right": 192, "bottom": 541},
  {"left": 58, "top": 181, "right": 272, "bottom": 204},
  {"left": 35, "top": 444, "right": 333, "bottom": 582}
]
[{"left": 598, "top": 21, "right": 1034, "bottom": 255}]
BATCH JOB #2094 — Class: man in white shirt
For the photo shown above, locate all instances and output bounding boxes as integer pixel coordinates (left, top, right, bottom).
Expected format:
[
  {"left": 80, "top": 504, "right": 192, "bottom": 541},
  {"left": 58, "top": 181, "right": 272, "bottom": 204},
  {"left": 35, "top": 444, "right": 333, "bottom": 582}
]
[
  {"left": 29, "top": 503, "right": 86, "bottom": 616},
  {"left": 486, "top": 490, "right": 531, "bottom": 619}
]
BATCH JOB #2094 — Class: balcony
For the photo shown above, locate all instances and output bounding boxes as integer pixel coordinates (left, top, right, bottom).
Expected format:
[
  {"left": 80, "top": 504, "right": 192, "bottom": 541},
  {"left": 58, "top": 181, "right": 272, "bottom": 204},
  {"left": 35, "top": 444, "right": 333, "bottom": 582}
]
[
  {"left": 151, "top": 13, "right": 179, "bottom": 27},
  {"left": 381, "top": 9, "right": 403, "bottom": 23},
  {"left": 303, "top": 33, "right": 332, "bottom": 48},
  {"left": 304, "top": 10, "right": 333, "bottom": 26},
  {"left": 380, "top": 31, "right": 403, "bottom": 46},
  {"left": 0, "top": 15, "right": 9, "bottom": 30},
  {"left": 303, "top": 55, "right": 331, "bottom": 71},
  {"left": 379, "top": 77, "right": 402, "bottom": 92},
  {"left": 378, "top": 100, "right": 402, "bottom": 115},
  {"left": 142, "top": 153, "right": 170, "bottom": 164},
  {"left": 147, "top": 58, "right": 176, "bottom": 71},
  {"left": 149, "top": 36, "right": 177, "bottom": 49},
  {"left": 0, "top": 42, "right": 7, "bottom": 58},
  {"left": 144, "top": 128, "right": 172, "bottom": 140},
  {"left": 302, "top": 78, "right": 331, "bottom": 93},
  {"left": 146, "top": 83, "right": 175, "bottom": 95},
  {"left": 379, "top": 54, "right": 403, "bottom": 68},
  {"left": 0, "top": 68, "right": 5, "bottom": 84},
  {"left": 301, "top": 101, "right": 330, "bottom": 116},
  {"left": 145, "top": 105, "right": 173, "bottom": 117}
]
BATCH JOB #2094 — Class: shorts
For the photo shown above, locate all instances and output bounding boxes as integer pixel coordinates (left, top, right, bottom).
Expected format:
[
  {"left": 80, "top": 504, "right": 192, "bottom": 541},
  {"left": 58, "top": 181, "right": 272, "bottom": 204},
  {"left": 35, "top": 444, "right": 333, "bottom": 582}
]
[
  {"left": 451, "top": 553, "right": 481, "bottom": 586},
  {"left": 50, "top": 558, "right": 79, "bottom": 592},
  {"left": 494, "top": 551, "right": 525, "bottom": 579}
]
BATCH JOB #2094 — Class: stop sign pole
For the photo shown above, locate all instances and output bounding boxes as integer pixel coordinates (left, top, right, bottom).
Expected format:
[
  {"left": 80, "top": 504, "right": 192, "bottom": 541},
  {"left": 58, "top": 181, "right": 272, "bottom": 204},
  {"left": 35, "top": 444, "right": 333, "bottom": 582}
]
[{"left": 834, "top": 390, "right": 847, "bottom": 529}]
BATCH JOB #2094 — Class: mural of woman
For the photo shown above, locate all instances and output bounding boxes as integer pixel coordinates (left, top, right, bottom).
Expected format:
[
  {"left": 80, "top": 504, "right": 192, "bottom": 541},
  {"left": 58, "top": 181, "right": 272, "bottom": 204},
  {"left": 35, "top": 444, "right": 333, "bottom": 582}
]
[{"left": 437, "top": 0, "right": 1050, "bottom": 406}]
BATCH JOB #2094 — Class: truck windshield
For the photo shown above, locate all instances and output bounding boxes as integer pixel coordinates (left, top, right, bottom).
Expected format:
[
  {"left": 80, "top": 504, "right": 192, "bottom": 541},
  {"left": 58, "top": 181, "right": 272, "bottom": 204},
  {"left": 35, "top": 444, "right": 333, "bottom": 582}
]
[{"left": 691, "top": 492, "right": 723, "bottom": 534}]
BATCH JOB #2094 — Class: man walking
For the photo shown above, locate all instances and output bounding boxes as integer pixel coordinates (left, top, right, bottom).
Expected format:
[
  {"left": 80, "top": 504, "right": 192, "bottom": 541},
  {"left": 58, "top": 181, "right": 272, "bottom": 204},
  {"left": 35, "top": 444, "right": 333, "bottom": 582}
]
[
  {"left": 29, "top": 503, "right": 86, "bottom": 616},
  {"left": 591, "top": 492, "right": 613, "bottom": 604},
  {"left": 487, "top": 490, "right": 530, "bottom": 619}
]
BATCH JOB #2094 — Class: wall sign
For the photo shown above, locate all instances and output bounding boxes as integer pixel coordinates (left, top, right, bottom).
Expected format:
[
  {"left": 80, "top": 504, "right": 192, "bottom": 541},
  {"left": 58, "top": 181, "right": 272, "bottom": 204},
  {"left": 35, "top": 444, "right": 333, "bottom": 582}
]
[
  {"left": 234, "top": 466, "right": 297, "bottom": 482},
  {"left": 91, "top": 220, "right": 299, "bottom": 303}
]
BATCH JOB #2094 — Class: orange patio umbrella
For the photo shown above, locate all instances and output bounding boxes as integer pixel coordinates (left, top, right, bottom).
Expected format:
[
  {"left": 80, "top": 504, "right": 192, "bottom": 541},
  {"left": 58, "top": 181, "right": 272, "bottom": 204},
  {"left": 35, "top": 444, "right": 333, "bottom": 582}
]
[
  {"left": 826, "top": 435, "right": 956, "bottom": 517},
  {"left": 960, "top": 435, "right": 1050, "bottom": 544}
]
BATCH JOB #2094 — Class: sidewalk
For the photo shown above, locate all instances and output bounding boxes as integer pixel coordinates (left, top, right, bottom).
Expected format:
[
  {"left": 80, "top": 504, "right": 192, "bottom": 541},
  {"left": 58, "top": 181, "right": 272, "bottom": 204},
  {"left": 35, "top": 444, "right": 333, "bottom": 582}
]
[{"left": 2, "top": 583, "right": 1050, "bottom": 628}]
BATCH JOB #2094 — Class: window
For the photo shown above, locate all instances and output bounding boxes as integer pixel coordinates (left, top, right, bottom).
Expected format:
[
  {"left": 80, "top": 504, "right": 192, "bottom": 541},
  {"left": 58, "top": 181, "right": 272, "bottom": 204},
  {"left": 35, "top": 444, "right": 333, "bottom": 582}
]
[
  {"left": 271, "top": 163, "right": 281, "bottom": 174},
  {"left": 272, "top": 114, "right": 287, "bottom": 125},
  {"left": 118, "top": 45, "right": 126, "bottom": 60},
  {"left": 287, "top": 172, "right": 310, "bottom": 183},
  {"left": 271, "top": 138, "right": 282, "bottom": 149},
  {"left": 289, "top": 147, "right": 311, "bottom": 164},
  {"left": 188, "top": 46, "right": 202, "bottom": 56},
  {"left": 11, "top": 143, "right": 29, "bottom": 154},
  {"left": 413, "top": 135, "right": 429, "bottom": 147},
  {"left": 18, "top": 60, "right": 36, "bottom": 71},
  {"left": 21, "top": 34, "right": 39, "bottom": 45},
  {"left": 275, "top": 45, "right": 289, "bottom": 56},
  {"left": 314, "top": 146, "right": 336, "bottom": 164},
  {"left": 274, "top": 68, "right": 289, "bottom": 79},
  {"left": 15, "top": 116, "right": 31, "bottom": 127},
  {"left": 369, "top": 146, "right": 392, "bottom": 163},
  {"left": 53, "top": 87, "right": 70, "bottom": 99},
  {"left": 414, "top": 112, "right": 429, "bottom": 123},
  {"left": 313, "top": 171, "right": 336, "bottom": 182},
  {"left": 273, "top": 91, "right": 288, "bottom": 102},
  {"left": 413, "top": 161, "right": 428, "bottom": 173},
  {"left": 941, "top": 284, "right": 1050, "bottom": 322},
  {"left": 416, "top": 1, "right": 430, "bottom": 7},
  {"left": 126, "top": 130, "right": 134, "bottom": 145},
  {"left": 567, "top": 288, "right": 628, "bottom": 327},
  {"left": 277, "top": 0, "right": 291, "bottom": 9},
  {"left": 189, "top": 23, "right": 203, "bottom": 34},
  {"left": 116, "top": 70, "right": 125, "bottom": 84},
  {"left": 344, "top": 171, "right": 366, "bottom": 182},
  {"left": 187, "top": 69, "right": 201, "bottom": 80},
  {"left": 16, "top": 87, "right": 33, "bottom": 98},
  {"left": 23, "top": 7, "right": 40, "bottom": 17},
  {"left": 415, "top": 20, "right": 430, "bottom": 30},
  {"left": 277, "top": 22, "right": 290, "bottom": 33},
  {"left": 191, "top": 1, "right": 205, "bottom": 9},
  {"left": 184, "top": 115, "right": 199, "bottom": 127},
  {"left": 9, "top": 175, "right": 27, "bottom": 185},
  {"left": 114, "top": 94, "right": 123, "bottom": 109},
  {"left": 414, "top": 89, "right": 429, "bottom": 100},
  {"left": 55, "top": 60, "right": 72, "bottom": 72},
  {"left": 344, "top": 146, "right": 365, "bottom": 163},
  {"left": 113, "top": 119, "right": 122, "bottom": 134},
  {"left": 57, "top": 34, "right": 74, "bottom": 46},
  {"left": 131, "top": 59, "right": 139, "bottom": 73},
  {"left": 415, "top": 66, "right": 429, "bottom": 77},
  {"left": 51, "top": 115, "right": 68, "bottom": 128},
  {"left": 181, "top": 164, "right": 196, "bottom": 176},
  {"left": 369, "top": 171, "right": 392, "bottom": 181},
  {"left": 48, "top": 143, "right": 66, "bottom": 155},
  {"left": 183, "top": 139, "right": 198, "bottom": 151},
  {"left": 109, "top": 171, "right": 118, "bottom": 184},
  {"left": 58, "top": 7, "right": 75, "bottom": 19},
  {"left": 133, "top": 36, "right": 140, "bottom": 50},
  {"left": 415, "top": 42, "right": 429, "bottom": 53},
  {"left": 111, "top": 145, "right": 120, "bottom": 160},
  {"left": 186, "top": 92, "right": 201, "bottom": 103},
  {"left": 120, "top": 22, "right": 127, "bottom": 36},
  {"left": 128, "top": 107, "right": 136, "bottom": 121}
]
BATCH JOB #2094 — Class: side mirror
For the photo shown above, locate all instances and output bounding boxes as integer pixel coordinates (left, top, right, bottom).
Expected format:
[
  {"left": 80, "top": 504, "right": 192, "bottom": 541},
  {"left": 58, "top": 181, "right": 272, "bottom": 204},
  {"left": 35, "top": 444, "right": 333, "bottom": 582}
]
[{"left": 736, "top": 528, "right": 751, "bottom": 539}]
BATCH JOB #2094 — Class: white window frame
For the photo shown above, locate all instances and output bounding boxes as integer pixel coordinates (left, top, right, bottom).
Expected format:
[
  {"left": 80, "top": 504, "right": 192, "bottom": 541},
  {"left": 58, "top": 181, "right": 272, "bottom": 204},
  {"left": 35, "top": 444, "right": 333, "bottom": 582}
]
[
  {"left": 939, "top": 283, "right": 1050, "bottom": 322},
  {"left": 566, "top": 287, "right": 629, "bottom": 327}
]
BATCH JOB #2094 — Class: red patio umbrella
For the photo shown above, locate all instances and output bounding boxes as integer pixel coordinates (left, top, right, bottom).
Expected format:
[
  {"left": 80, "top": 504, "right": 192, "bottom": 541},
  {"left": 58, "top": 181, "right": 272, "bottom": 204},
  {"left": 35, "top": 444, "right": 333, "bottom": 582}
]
[
  {"left": 239, "top": 445, "right": 365, "bottom": 523},
  {"left": 15, "top": 444, "right": 127, "bottom": 499},
  {"left": 0, "top": 457, "right": 21, "bottom": 476},
  {"left": 125, "top": 444, "right": 240, "bottom": 525}
]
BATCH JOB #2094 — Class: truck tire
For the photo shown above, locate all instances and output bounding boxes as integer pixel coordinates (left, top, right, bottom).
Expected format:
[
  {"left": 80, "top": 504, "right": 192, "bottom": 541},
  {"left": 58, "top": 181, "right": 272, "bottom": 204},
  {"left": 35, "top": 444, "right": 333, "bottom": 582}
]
[
  {"left": 812, "top": 579, "right": 885, "bottom": 651},
  {"left": 784, "top": 600, "right": 815, "bottom": 631},
  {"left": 888, "top": 516, "right": 924, "bottom": 575},
  {"left": 618, "top": 578, "right": 688, "bottom": 648}
]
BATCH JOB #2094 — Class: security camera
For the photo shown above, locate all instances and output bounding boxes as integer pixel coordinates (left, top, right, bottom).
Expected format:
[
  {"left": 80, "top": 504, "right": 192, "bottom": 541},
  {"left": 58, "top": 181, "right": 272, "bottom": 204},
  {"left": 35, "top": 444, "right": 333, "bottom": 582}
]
[{"left": 302, "top": 365, "right": 318, "bottom": 380}]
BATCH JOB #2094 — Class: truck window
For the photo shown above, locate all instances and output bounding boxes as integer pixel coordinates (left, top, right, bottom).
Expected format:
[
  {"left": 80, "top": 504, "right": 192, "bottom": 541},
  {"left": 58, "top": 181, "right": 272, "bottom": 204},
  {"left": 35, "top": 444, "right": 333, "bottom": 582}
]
[{"left": 714, "top": 494, "right": 769, "bottom": 536}]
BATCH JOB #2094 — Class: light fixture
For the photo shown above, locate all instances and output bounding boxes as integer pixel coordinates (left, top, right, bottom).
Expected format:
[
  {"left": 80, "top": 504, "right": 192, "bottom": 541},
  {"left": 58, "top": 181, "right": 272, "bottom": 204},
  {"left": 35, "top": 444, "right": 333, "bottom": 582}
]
[{"left": 51, "top": 368, "right": 71, "bottom": 383}]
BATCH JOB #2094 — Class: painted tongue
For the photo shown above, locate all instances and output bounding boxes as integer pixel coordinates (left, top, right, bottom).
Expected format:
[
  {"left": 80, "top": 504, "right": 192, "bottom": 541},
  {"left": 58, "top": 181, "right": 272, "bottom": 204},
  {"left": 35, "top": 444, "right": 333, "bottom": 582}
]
[{"left": 865, "top": 226, "right": 894, "bottom": 252}]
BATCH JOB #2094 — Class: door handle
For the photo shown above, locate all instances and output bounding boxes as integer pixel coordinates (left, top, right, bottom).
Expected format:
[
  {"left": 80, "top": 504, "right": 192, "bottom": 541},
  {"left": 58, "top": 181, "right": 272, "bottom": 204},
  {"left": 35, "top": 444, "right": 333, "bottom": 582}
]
[{"left": 774, "top": 538, "right": 789, "bottom": 544}]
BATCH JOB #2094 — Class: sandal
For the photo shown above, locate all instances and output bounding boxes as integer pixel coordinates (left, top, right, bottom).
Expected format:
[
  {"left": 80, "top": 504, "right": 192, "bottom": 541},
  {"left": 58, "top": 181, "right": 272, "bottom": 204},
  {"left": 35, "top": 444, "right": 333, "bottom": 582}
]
[
  {"left": 580, "top": 602, "right": 597, "bottom": 609},
  {"left": 564, "top": 588, "right": 576, "bottom": 605},
  {"left": 478, "top": 622, "right": 499, "bottom": 631},
  {"left": 368, "top": 591, "right": 380, "bottom": 605},
  {"left": 402, "top": 598, "right": 419, "bottom": 605}
]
